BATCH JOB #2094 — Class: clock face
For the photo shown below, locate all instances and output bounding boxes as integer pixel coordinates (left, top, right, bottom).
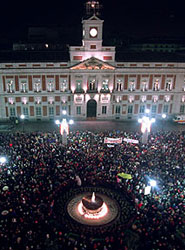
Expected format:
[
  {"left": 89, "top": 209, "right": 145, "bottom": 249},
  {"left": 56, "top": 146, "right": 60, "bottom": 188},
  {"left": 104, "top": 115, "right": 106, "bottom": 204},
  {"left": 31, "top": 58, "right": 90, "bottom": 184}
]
[{"left": 90, "top": 28, "right": 97, "bottom": 37}]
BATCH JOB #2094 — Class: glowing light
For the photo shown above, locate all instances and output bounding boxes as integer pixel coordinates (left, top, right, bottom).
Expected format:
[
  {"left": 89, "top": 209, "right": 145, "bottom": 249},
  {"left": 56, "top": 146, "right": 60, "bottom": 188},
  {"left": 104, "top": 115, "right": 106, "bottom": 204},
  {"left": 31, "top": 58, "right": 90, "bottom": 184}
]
[
  {"left": 151, "top": 118, "right": 156, "bottom": 123},
  {"left": 149, "top": 180, "right": 157, "bottom": 187},
  {"left": 138, "top": 118, "right": 142, "bottom": 123},
  {"left": 60, "top": 119, "right": 69, "bottom": 135},
  {"left": 55, "top": 120, "right": 60, "bottom": 125},
  {"left": 91, "top": 192, "right": 95, "bottom": 203},
  {"left": 0, "top": 157, "right": 6, "bottom": 164},
  {"left": 162, "top": 114, "right": 166, "bottom": 119},
  {"left": 78, "top": 201, "right": 108, "bottom": 220},
  {"left": 62, "top": 110, "right": 67, "bottom": 115},
  {"left": 20, "top": 114, "right": 25, "bottom": 119},
  {"left": 145, "top": 109, "right": 150, "bottom": 114},
  {"left": 69, "top": 119, "right": 74, "bottom": 125}
]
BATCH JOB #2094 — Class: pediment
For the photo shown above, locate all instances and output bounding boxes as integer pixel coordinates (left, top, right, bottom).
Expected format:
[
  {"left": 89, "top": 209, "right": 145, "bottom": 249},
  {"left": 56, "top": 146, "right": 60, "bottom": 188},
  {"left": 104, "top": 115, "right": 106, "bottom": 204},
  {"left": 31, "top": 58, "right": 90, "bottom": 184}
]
[
  {"left": 70, "top": 57, "right": 115, "bottom": 70},
  {"left": 88, "top": 15, "right": 101, "bottom": 21}
]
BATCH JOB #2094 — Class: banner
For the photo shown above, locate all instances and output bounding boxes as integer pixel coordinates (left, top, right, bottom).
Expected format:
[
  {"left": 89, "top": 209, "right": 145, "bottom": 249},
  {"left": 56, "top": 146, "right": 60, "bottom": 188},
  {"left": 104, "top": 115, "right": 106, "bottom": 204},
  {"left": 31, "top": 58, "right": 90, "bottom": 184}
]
[
  {"left": 123, "top": 138, "right": 139, "bottom": 144},
  {"left": 104, "top": 137, "right": 122, "bottom": 144},
  {"left": 118, "top": 172, "right": 132, "bottom": 179},
  {"left": 144, "top": 186, "right": 151, "bottom": 195}
]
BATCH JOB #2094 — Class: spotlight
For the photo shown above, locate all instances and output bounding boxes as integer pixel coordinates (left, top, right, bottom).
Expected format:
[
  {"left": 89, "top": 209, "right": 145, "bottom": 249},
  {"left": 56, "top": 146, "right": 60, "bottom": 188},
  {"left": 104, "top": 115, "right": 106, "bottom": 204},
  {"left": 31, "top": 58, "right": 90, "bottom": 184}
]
[{"left": 149, "top": 179, "right": 157, "bottom": 187}]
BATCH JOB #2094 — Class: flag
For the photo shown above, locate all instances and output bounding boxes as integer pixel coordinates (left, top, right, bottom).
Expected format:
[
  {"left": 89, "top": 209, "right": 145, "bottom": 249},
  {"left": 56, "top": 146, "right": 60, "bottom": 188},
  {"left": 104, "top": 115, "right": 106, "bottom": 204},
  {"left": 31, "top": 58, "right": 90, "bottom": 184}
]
[{"left": 117, "top": 173, "right": 132, "bottom": 179}]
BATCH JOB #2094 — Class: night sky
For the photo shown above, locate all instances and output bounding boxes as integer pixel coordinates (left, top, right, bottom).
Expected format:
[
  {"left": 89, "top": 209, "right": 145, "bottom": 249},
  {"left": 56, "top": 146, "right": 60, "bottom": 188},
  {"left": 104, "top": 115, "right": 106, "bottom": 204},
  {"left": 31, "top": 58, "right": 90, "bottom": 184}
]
[{"left": 1, "top": 0, "right": 185, "bottom": 45}]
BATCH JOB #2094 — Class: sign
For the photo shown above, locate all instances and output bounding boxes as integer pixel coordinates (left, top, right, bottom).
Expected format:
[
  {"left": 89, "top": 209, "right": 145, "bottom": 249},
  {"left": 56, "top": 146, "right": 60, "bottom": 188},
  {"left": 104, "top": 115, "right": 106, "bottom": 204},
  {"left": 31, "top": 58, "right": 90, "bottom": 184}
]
[
  {"left": 117, "top": 173, "right": 132, "bottom": 179},
  {"left": 104, "top": 137, "right": 122, "bottom": 144},
  {"left": 123, "top": 138, "right": 139, "bottom": 144}
]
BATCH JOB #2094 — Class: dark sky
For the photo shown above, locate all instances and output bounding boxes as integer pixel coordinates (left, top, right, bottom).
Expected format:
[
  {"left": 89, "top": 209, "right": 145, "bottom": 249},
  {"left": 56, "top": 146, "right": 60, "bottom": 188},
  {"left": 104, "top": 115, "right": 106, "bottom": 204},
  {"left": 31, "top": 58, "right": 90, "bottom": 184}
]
[{"left": 1, "top": 0, "right": 185, "bottom": 43}]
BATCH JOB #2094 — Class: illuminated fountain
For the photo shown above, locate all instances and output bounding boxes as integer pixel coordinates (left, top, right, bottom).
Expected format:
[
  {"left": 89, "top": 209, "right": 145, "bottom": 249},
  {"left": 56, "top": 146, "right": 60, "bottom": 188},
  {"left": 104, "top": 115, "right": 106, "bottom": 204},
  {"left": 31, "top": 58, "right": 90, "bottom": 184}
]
[
  {"left": 67, "top": 190, "right": 119, "bottom": 226},
  {"left": 78, "top": 192, "right": 108, "bottom": 219}
]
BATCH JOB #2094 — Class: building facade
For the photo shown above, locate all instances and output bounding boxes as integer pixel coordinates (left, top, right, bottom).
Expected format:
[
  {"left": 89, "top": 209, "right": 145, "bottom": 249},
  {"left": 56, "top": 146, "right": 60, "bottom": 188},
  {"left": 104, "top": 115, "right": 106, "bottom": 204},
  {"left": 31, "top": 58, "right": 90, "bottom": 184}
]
[{"left": 0, "top": 13, "right": 185, "bottom": 121}]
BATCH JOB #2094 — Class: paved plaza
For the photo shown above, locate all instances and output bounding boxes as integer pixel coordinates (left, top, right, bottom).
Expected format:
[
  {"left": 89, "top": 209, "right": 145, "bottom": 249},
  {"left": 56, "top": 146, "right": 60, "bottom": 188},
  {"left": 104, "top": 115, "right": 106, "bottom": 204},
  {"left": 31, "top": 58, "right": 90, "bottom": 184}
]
[{"left": 0, "top": 119, "right": 184, "bottom": 133}]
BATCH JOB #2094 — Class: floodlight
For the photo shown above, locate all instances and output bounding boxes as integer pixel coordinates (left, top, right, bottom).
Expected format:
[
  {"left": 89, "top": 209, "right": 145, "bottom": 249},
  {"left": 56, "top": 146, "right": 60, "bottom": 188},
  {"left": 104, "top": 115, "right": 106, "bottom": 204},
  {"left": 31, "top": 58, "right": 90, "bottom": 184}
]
[
  {"left": 55, "top": 120, "right": 60, "bottom": 125},
  {"left": 0, "top": 157, "right": 7, "bottom": 164},
  {"left": 69, "top": 119, "right": 74, "bottom": 125},
  {"left": 138, "top": 118, "right": 142, "bottom": 123},
  {"left": 151, "top": 118, "right": 156, "bottom": 123},
  {"left": 145, "top": 109, "right": 150, "bottom": 114},
  {"left": 20, "top": 114, "right": 25, "bottom": 119},
  {"left": 62, "top": 110, "right": 67, "bottom": 115},
  {"left": 149, "top": 179, "right": 157, "bottom": 187},
  {"left": 162, "top": 114, "right": 166, "bottom": 119}
]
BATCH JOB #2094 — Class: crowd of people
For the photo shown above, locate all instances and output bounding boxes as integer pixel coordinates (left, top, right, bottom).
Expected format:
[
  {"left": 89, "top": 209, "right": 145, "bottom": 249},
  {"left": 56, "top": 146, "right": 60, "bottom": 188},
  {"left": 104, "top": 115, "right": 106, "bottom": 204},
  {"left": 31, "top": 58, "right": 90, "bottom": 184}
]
[{"left": 0, "top": 129, "right": 184, "bottom": 250}]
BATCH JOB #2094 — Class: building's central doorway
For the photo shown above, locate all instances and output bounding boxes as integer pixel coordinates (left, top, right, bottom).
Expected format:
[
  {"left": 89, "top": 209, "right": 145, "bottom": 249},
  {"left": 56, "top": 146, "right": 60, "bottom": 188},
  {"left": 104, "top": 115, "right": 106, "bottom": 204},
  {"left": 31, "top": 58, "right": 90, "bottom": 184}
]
[{"left": 87, "top": 99, "right": 97, "bottom": 118}]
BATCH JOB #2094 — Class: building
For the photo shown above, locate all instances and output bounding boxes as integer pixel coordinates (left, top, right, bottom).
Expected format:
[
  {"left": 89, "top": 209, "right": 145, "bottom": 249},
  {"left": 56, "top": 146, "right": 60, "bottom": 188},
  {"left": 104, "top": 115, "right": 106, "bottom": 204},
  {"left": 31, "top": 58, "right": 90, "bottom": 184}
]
[{"left": 0, "top": 1, "right": 185, "bottom": 121}]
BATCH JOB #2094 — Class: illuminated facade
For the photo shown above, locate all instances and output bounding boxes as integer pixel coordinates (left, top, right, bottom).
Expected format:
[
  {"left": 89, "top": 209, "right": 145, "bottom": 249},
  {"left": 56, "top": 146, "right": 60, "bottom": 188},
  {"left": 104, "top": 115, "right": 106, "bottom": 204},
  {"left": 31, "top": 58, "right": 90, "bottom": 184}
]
[{"left": 0, "top": 10, "right": 185, "bottom": 121}]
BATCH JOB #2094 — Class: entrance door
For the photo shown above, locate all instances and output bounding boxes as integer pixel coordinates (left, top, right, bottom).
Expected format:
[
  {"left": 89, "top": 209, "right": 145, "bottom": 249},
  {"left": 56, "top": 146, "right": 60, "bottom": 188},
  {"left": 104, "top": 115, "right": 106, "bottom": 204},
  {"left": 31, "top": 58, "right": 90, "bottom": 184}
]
[{"left": 87, "top": 99, "right": 97, "bottom": 118}]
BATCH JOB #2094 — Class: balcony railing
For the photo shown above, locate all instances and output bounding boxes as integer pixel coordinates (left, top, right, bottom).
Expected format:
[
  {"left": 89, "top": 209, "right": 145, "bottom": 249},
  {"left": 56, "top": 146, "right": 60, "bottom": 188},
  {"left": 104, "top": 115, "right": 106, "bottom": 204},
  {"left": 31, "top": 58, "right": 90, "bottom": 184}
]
[
  {"left": 74, "top": 89, "right": 85, "bottom": 94},
  {"left": 87, "top": 89, "right": 98, "bottom": 93}
]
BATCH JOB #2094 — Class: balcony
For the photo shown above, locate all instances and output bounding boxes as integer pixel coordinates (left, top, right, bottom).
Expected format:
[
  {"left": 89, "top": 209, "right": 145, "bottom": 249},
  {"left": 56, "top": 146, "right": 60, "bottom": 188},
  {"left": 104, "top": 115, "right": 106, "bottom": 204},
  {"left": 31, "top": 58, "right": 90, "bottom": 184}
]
[
  {"left": 87, "top": 88, "right": 98, "bottom": 93},
  {"left": 100, "top": 89, "right": 110, "bottom": 93},
  {"left": 74, "top": 89, "right": 85, "bottom": 94}
]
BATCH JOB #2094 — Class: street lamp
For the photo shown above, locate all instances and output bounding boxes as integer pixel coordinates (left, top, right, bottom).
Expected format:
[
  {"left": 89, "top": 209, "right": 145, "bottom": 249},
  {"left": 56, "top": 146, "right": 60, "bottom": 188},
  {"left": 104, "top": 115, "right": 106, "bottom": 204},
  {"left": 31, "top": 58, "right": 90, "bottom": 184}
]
[
  {"left": 138, "top": 116, "right": 155, "bottom": 144},
  {"left": 20, "top": 114, "right": 25, "bottom": 132},
  {"left": 55, "top": 117, "right": 74, "bottom": 145},
  {"left": 149, "top": 179, "right": 157, "bottom": 187},
  {"left": 0, "top": 156, "right": 7, "bottom": 164}
]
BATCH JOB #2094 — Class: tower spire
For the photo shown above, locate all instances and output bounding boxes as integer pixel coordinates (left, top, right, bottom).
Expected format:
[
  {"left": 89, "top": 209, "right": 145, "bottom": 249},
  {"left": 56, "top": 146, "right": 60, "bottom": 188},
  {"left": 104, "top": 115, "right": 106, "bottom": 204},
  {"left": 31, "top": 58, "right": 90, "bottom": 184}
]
[{"left": 85, "top": 0, "right": 102, "bottom": 18}]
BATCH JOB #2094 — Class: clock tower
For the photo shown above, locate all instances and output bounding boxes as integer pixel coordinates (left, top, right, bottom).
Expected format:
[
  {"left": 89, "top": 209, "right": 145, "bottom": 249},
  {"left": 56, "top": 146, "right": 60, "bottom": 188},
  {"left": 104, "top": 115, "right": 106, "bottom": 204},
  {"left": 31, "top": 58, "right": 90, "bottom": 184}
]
[
  {"left": 69, "top": 0, "right": 115, "bottom": 62},
  {"left": 82, "top": 15, "right": 104, "bottom": 51}
]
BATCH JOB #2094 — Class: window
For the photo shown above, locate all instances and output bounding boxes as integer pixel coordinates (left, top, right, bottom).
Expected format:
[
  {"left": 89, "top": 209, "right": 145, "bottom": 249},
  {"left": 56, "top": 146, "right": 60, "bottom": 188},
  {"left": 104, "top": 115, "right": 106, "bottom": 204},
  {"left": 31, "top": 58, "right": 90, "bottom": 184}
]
[
  {"left": 139, "top": 105, "right": 145, "bottom": 113},
  {"left": 23, "top": 107, "right": 29, "bottom": 116},
  {"left": 180, "top": 105, "right": 185, "bottom": 114},
  {"left": 10, "top": 107, "right": 16, "bottom": 117},
  {"left": 153, "top": 79, "right": 160, "bottom": 91},
  {"left": 7, "top": 80, "right": 14, "bottom": 93},
  {"left": 128, "top": 105, "right": 133, "bottom": 114},
  {"left": 88, "top": 77, "right": 96, "bottom": 90},
  {"left": 153, "top": 95, "right": 158, "bottom": 103},
  {"left": 163, "top": 105, "right": 169, "bottom": 113},
  {"left": 115, "top": 105, "right": 121, "bottom": 114},
  {"left": 164, "top": 95, "right": 170, "bottom": 102},
  {"left": 34, "top": 79, "right": 41, "bottom": 92},
  {"left": 141, "top": 95, "right": 146, "bottom": 102},
  {"left": 76, "top": 80, "right": 82, "bottom": 90},
  {"left": 128, "top": 80, "right": 135, "bottom": 91},
  {"left": 166, "top": 80, "right": 172, "bottom": 91},
  {"left": 20, "top": 80, "right": 28, "bottom": 92},
  {"left": 76, "top": 106, "right": 81, "bottom": 115},
  {"left": 128, "top": 95, "right": 134, "bottom": 103},
  {"left": 151, "top": 105, "right": 157, "bottom": 113},
  {"left": 90, "top": 45, "right": 96, "bottom": 49},
  {"left": 47, "top": 80, "right": 54, "bottom": 92},
  {"left": 49, "top": 107, "right": 54, "bottom": 116},
  {"left": 62, "top": 106, "right": 67, "bottom": 113},
  {"left": 141, "top": 80, "right": 148, "bottom": 91},
  {"left": 60, "top": 79, "right": 67, "bottom": 92},
  {"left": 101, "top": 79, "right": 109, "bottom": 91},
  {"left": 116, "top": 79, "right": 122, "bottom": 91},
  {"left": 102, "top": 106, "right": 107, "bottom": 114},
  {"left": 36, "top": 107, "right": 42, "bottom": 116}
]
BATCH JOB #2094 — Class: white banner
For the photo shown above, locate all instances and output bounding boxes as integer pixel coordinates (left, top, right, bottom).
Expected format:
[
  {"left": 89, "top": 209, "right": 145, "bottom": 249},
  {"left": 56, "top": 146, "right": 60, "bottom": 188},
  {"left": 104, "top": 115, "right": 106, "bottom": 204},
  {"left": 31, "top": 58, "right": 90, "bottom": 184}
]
[
  {"left": 123, "top": 138, "right": 139, "bottom": 144},
  {"left": 104, "top": 137, "right": 122, "bottom": 144},
  {"left": 144, "top": 186, "right": 151, "bottom": 195}
]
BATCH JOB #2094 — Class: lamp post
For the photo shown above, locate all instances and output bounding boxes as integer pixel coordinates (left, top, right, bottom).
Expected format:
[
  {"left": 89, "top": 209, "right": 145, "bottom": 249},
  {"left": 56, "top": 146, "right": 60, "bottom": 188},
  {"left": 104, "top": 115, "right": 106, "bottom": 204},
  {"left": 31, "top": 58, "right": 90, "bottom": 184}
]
[
  {"left": 138, "top": 111, "right": 155, "bottom": 144},
  {"left": 55, "top": 114, "right": 74, "bottom": 145},
  {"left": 0, "top": 156, "right": 7, "bottom": 165},
  {"left": 20, "top": 114, "right": 25, "bottom": 132}
]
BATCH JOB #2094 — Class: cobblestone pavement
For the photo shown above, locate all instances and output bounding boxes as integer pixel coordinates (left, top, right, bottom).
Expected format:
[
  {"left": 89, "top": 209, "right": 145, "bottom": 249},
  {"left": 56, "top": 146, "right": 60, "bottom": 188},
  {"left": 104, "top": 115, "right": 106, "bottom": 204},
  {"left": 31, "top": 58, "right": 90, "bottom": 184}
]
[{"left": 0, "top": 119, "right": 184, "bottom": 133}]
